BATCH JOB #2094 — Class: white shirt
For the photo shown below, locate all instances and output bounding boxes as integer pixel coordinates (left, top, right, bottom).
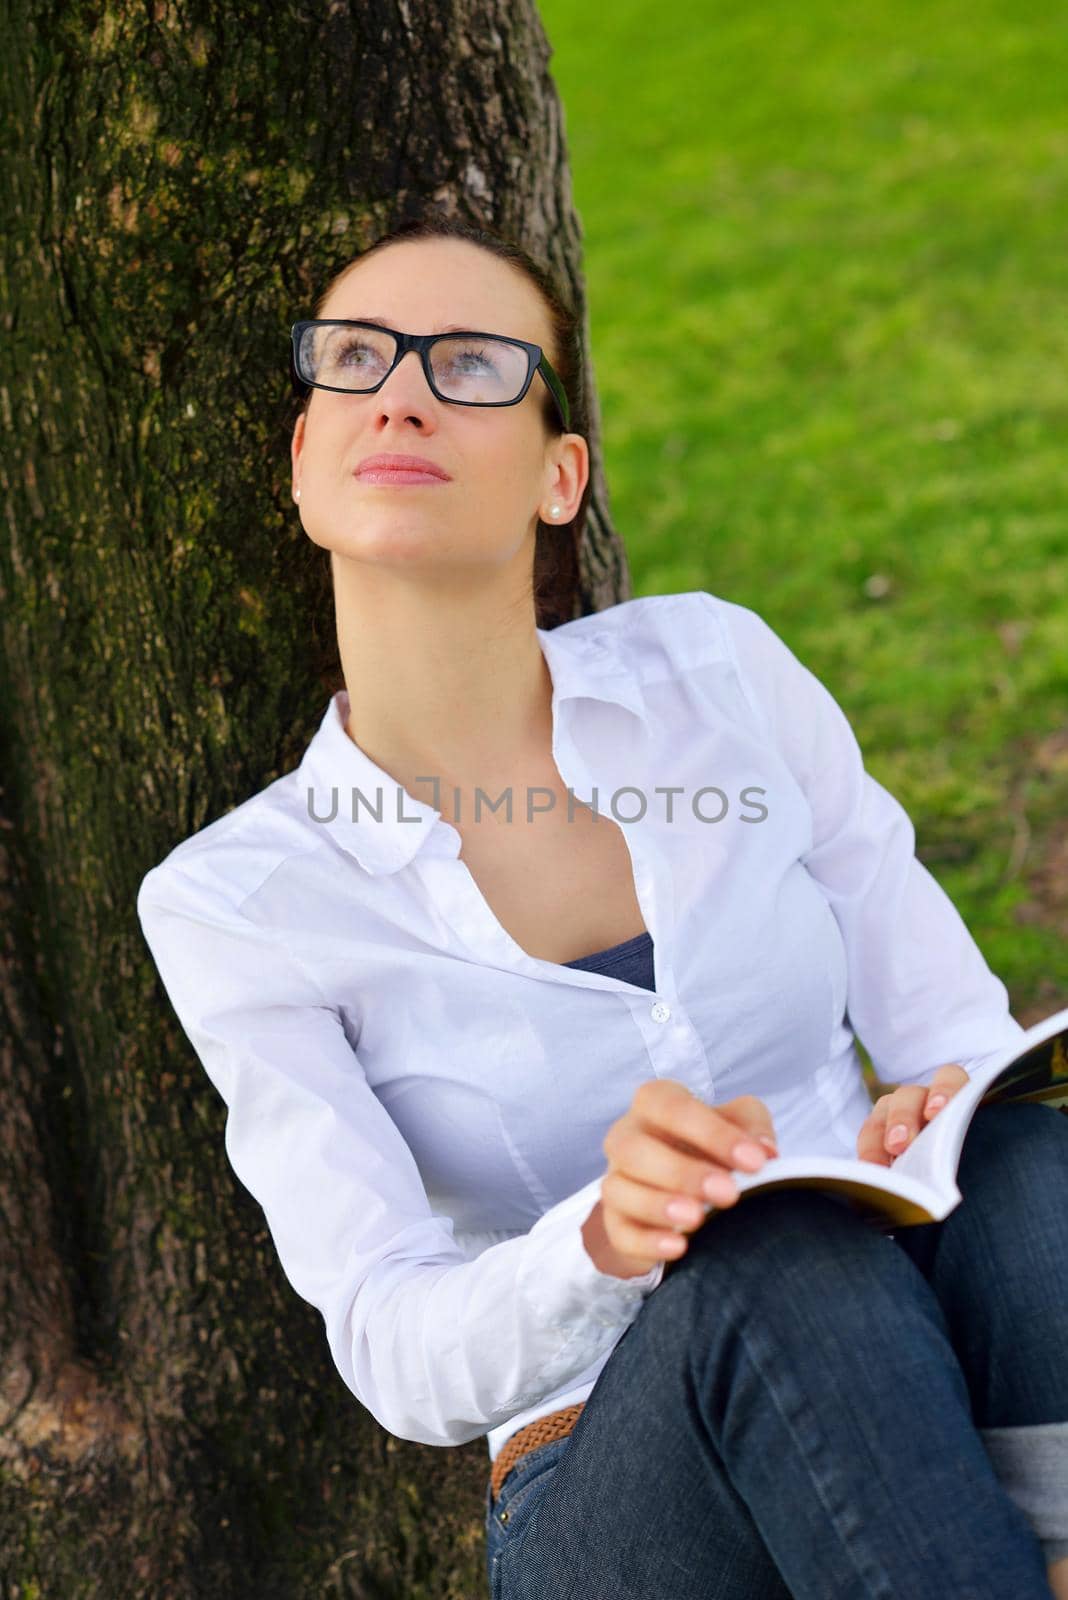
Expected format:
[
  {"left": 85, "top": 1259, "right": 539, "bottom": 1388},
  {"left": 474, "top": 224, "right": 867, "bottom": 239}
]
[{"left": 135, "top": 589, "right": 1025, "bottom": 1464}]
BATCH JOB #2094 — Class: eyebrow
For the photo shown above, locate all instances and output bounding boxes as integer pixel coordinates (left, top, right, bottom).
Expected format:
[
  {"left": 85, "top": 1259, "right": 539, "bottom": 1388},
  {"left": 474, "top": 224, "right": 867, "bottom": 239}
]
[{"left": 350, "top": 315, "right": 474, "bottom": 334}]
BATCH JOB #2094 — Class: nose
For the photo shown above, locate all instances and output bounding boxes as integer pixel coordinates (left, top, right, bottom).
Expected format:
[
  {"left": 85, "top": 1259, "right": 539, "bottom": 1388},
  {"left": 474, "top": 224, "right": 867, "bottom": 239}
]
[{"left": 372, "top": 347, "right": 436, "bottom": 424}]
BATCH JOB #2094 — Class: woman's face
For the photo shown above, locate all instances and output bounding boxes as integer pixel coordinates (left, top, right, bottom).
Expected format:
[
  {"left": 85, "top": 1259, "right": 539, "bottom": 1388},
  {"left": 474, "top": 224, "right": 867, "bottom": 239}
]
[{"left": 290, "top": 237, "right": 588, "bottom": 585}]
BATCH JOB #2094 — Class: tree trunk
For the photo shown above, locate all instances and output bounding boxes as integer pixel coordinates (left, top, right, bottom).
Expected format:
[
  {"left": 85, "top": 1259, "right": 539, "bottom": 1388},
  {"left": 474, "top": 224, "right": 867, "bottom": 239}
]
[{"left": 0, "top": 1, "right": 626, "bottom": 1593}]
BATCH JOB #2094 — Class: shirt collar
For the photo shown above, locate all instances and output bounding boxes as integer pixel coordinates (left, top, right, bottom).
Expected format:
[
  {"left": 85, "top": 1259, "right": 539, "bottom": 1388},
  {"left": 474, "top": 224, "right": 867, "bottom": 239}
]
[{"left": 296, "top": 619, "right": 646, "bottom": 877}]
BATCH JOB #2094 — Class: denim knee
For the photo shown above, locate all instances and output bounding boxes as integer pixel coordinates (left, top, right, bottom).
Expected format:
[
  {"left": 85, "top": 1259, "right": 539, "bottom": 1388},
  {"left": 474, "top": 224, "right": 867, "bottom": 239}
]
[
  {"left": 915, "top": 1099, "right": 1068, "bottom": 1429},
  {"left": 676, "top": 1185, "right": 927, "bottom": 1346},
  {"left": 663, "top": 1187, "right": 986, "bottom": 1484},
  {"left": 934, "top": 1099, "right": 1068, "bottom": 1296},
  {"left": 957, "top": 1099, "right": 1068, "bottom": 1197}
]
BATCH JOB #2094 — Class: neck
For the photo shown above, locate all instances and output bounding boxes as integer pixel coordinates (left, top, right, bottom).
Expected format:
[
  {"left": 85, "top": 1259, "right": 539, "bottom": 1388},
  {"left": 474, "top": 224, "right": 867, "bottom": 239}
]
[{"left": 331, "top": 556, "right": 557, "bottom": 809}]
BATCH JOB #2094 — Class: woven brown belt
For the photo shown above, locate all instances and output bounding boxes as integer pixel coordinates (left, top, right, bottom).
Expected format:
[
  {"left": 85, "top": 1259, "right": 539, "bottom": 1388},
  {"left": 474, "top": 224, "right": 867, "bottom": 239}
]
[{"left": 490, "top": 1402, "right": 585, "bottom": 1505}]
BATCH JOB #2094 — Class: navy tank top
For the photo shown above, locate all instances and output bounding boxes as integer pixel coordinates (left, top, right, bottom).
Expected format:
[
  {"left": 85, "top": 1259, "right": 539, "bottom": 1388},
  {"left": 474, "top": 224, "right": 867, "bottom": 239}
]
[{"left": 562, "top": 929, "right": 656, "bottom": 991}]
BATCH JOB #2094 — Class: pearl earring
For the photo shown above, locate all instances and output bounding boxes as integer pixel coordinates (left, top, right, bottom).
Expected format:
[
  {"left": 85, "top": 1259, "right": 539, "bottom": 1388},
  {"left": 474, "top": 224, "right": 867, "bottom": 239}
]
[
  {"left": 549, "top": 505, "right": 561, "bottom": 519},
  {"left": 295, "top": 487, "right": 301, "bottom": 501}
]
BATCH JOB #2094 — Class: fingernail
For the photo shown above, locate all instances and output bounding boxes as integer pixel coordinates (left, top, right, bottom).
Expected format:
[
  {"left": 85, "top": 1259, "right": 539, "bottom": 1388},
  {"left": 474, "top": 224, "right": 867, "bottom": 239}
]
[
  {"left": 702, "top": 1172, "right": 739, "bottom": 1203},
  {"left": 887, "top": 1124, "right": 908, "bottom": 1147},
  {"left": 758, "top": 1136, "right": 779, "bottom": 1154},
  {"left": 926, "top": 1095, "right": 947, "bottom": 1113},
  {"left": 731, "top": 1140, "right": 769, "bottom": 1171}
]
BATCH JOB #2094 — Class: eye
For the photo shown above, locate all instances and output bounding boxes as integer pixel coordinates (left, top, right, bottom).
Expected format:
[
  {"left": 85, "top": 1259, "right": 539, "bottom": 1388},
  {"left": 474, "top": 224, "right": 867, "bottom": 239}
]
[
  {"left": 443, "top": 345, "right": 497, "bottom": 374},
  {"left": 337, "top": 339, "right": 376, "bottom": 365}
]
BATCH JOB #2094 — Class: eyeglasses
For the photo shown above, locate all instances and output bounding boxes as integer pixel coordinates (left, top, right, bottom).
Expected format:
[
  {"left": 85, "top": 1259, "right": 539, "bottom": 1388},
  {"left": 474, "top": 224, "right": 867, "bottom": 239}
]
[{"left": 290, "top": 319, "right": 571, "bottom": 432}]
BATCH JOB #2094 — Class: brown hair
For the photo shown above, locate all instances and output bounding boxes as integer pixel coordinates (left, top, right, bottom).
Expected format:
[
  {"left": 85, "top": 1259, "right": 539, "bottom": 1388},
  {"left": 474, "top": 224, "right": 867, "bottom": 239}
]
[{"left": 291, "top": 217, "right": 588, "bottom": 698}]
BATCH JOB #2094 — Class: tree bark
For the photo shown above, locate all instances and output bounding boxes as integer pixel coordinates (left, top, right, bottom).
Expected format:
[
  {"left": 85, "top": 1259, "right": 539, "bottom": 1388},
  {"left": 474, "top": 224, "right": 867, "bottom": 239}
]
[{"left": 0, "top": 1, "right": 627, "bottom": 1593}]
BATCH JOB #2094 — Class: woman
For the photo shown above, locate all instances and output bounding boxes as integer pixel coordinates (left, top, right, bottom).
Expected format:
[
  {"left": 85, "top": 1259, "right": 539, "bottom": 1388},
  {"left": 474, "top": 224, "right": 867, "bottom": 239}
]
[{"left": 137, "top": 215, "right": 1068, "bottom": 1598}]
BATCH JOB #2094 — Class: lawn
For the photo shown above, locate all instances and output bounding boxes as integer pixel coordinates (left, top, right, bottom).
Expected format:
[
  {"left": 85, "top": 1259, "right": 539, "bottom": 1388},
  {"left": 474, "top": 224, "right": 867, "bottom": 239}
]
[{"left": 539, "top": 0, "right": 1068, "bottom": 1023}]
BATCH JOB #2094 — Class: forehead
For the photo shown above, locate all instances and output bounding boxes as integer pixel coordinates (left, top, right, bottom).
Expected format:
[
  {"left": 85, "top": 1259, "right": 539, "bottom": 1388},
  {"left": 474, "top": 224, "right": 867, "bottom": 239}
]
[{"left": 319, "top": 238, "right": 551, "bottom": 343}]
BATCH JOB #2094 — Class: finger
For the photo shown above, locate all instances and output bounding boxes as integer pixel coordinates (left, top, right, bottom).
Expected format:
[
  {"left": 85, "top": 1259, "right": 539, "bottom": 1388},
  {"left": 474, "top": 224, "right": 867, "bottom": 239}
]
[
  {"left": 714, "top": 1093, "right": 780, "bottom": 1151},
  {"left": 601, "top": 1168, "right": 729, "bottom": 1239},
  {"left": 604, "top": 1123, "right": 748, "bottom": 1204},
  {"left": 598, "top": 1188, "right": 704, "bottom": 1267},
  {"left": 856, "top": 1099, "right": 893, "bottom": 1166},
  {"left": 922, "top": 1062, "right": 970, "bottom": 1118},
  {"left": 623, "top": 1083, "right": 777, "bottom": 1177},
  {"left": 879, "top": 1086, "right": 930, "bottom": 1156}
]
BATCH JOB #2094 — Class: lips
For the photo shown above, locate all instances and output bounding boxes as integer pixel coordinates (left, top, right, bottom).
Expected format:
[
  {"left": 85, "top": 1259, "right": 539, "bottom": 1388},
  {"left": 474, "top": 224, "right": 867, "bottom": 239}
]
[{"left": 355, "top": 453, "right": 451, "bottom": 481}]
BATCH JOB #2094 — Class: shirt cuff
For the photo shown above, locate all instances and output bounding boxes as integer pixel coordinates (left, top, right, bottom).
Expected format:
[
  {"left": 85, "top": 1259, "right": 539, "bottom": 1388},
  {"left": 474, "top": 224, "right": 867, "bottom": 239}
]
[{"left": 521, "top": 1175, "right": 665, "bottom": 1330}]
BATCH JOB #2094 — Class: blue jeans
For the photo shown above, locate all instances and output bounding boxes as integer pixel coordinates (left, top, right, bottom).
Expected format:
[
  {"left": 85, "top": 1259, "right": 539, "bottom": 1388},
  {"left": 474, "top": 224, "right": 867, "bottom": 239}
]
[{"left": 484, "top": 1101, "right": 1068, "bottom": 1598}]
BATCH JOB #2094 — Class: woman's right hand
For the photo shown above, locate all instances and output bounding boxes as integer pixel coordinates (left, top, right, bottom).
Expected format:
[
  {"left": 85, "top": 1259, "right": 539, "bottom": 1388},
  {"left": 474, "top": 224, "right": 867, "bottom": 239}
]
[{"left": 582, "top": 1078, "right": 779, "bottom": 1278}]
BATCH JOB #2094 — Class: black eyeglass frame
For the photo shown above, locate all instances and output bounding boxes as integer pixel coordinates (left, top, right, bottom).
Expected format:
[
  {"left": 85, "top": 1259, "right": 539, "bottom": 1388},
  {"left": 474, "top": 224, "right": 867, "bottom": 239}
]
[{"left": 289, "top": 319, "right": 571, "bottom": 433}]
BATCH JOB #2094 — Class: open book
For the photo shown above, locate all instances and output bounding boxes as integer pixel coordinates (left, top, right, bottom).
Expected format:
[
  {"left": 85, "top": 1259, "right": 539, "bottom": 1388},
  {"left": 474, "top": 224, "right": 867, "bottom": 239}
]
[{"left": 730, "top": 1006, "right": 1068, "bottom": 1228}]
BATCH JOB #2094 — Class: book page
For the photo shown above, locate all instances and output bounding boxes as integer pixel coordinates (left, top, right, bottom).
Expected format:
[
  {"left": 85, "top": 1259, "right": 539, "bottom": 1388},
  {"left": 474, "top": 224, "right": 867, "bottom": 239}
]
[
  {"left": 889, "top": 1007, "right": 1068, "bottom": 1196},
  {"left": 726, "top": 1009, "right": 1068, "bottom": 1226}
]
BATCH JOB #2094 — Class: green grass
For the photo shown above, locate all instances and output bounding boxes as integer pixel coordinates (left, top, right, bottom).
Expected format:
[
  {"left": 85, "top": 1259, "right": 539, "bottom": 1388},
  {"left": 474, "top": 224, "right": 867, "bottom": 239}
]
[{"left": 539, "top": 0, "right": 1068, "bottom": 1016}]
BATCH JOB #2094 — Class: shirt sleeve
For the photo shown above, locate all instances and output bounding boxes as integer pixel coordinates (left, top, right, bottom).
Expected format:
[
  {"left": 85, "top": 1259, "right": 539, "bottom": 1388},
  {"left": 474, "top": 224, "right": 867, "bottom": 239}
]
[
  {"left": 713, "top": 595, "right": 1026, "bottom": 1088},
  {"left": 136, "top": 859, "right": 662, "bottom": 1449}
]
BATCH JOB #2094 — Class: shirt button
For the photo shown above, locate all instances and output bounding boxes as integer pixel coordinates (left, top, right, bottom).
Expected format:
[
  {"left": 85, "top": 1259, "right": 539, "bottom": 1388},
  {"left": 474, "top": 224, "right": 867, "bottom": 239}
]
[{"left": 651, "top": 1001, "right": 671, "bottom": 1023}]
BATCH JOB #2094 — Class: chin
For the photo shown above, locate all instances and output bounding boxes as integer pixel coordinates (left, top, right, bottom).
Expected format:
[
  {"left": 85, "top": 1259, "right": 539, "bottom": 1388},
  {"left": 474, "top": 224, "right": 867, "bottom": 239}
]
[{"left": 316, "top": 524, "right": 454, "bottom": 566}]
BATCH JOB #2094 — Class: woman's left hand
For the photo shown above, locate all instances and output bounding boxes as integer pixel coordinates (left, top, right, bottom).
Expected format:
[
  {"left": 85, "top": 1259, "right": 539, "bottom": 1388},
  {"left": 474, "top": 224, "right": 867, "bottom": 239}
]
[{"left": 856, "top": 1063, "right": 971, "bottom": 1166}]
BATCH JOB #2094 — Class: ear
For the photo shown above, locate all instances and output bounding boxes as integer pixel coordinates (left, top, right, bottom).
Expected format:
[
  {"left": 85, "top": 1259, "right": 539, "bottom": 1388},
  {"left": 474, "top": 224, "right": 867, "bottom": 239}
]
[
  {"left": 291, "top": 411, "right": 305, "bottom": 496},
  {"left": 542, "top": 433, "right": 588, "bottom": 522}
]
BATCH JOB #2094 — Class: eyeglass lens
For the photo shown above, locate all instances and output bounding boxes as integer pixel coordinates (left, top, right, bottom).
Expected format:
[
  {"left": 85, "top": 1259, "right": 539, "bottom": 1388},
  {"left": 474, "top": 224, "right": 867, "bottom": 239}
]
[{"left": 298, "top": 323, "right": 530, "bottom": 404}]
